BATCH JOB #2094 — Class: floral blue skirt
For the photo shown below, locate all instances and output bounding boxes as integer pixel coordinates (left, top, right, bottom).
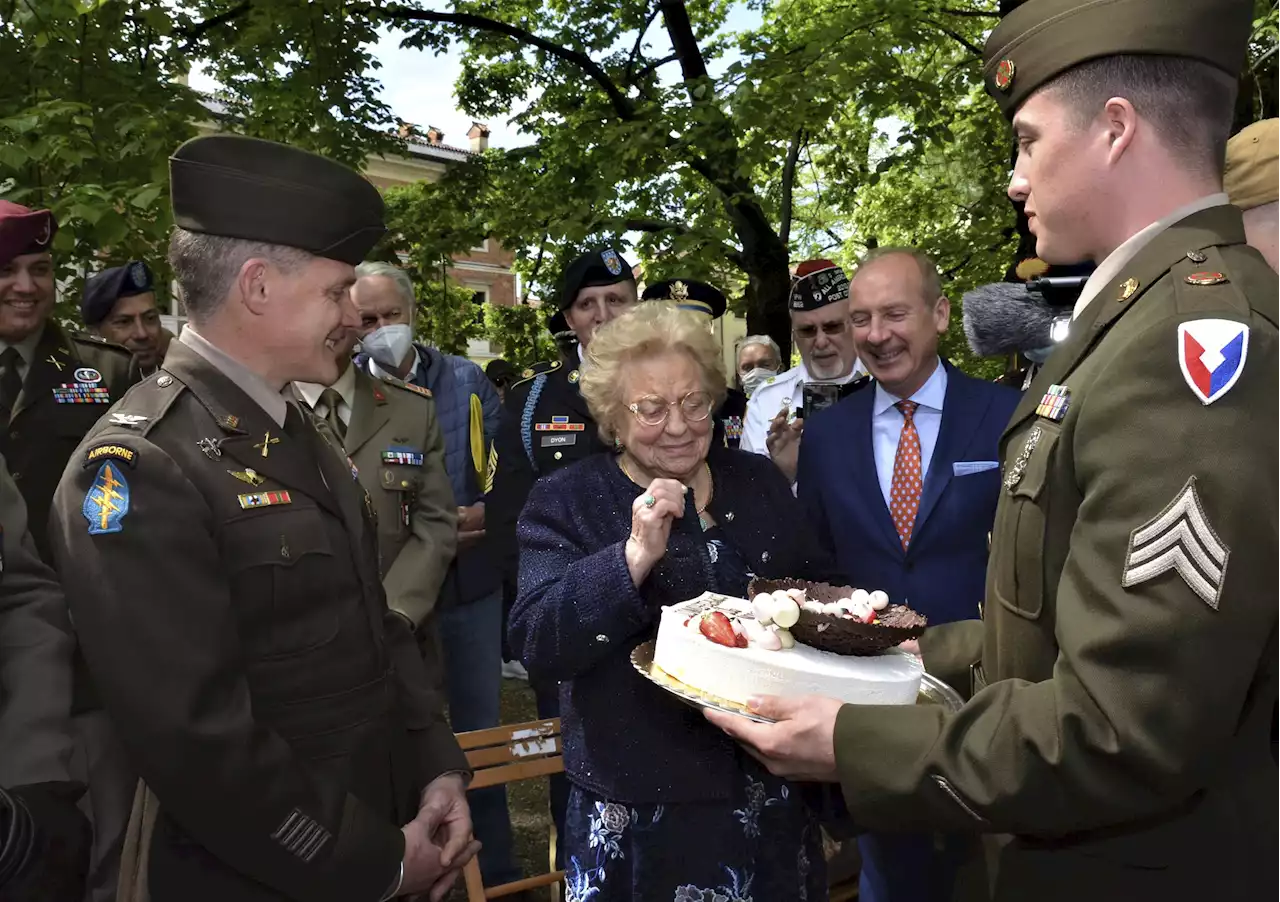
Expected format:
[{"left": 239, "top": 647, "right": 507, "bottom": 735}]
[{"left": 563, "top": 767, "right": 827, "bottom": 902}]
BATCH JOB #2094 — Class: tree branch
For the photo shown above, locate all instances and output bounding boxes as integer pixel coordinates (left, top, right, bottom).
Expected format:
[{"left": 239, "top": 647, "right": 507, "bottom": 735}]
[
  {"left": 658, "top": 0, "right": 708, "bottom": 82},
  {"left": 779, "top": 129, "right": 805, "bottom": 247},
  {"left": 178, "top": 1, "right": 252, "bottom": 54},
  {"left": 371, "top": 4, "right": 638, "bottom": 121},
  {"left": 624, "top": 4, "right": 663, "bottom": 84},
  {"left": 633, "top": 53, "right": 678, "bottom": 82},
  {"left": 939, "top": 5, "right": 1000, "bottom": 18},
  {"left": 927, "top": 21, "right": 984, "bottom": 58}
]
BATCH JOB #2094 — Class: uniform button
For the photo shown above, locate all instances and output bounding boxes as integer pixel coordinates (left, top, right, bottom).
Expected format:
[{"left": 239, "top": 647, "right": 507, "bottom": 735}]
[
  {"left": 11, "top": 471, "right": 20, "bottom": 481},
  {"left": 156, "top": 374, "right": 173, "bottom": 388},
  {"left": 554, "top": 451, "right": 563, "bottom": 460}
]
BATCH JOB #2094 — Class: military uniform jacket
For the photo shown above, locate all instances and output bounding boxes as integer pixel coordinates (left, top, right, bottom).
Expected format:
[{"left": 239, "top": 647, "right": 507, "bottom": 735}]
[
  {"left": 47, "top": 341, "right": 468, "bottom": 902},
  {"left": 1, "top": 322, "right": 135, "bottom": 562},
  {"left": 488, "top": 358, "right": 608, "bottom": 584},
  {"left": 0, "top": 452, "right": 76, "bottom": 788},
  {"left": 341, "top": 369, "right": 457, "bottom": 629},
  {"left": 832, "top": 206, "right": 1278, "bottom": 900}
]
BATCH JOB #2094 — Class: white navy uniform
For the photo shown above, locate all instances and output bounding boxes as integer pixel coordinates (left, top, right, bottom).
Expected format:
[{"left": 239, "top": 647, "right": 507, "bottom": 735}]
[{"left": 740, "top": 360, "right": 865, "bottom": 456}]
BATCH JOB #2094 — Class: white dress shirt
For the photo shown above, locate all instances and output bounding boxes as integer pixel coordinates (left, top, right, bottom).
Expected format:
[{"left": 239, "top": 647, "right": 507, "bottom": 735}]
[
  {"left": 294, "top": 363, "right": 358, "bottom": 428},
  {"left": 180, "top": 326, "right": 288, "bottom": 427},
  {"left": 741, "top": 359, "right": 864, "bottom": 456},
  {"left": 871, "top": 358, "right": 947, "bottom": 508},
  {"left": 1072, "top": 193, "right": 1231, "bottom": 320}
]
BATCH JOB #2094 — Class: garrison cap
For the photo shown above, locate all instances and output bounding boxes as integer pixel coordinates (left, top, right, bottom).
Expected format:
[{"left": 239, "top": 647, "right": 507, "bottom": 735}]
[
  {"left": 0, "top": 200, "right": 57, "bottom": 267},
  {"left": 82, "top": 261, "right": 154, "bottom": 326},
  {"left": 983, "top": 0, "right": 1254, "bottom": 119},
  {"left": 789, "top": 259, "right": 850, "bottom": 312},
  {"left": 642, "top": 279, "right": 727, "bottom": 319},
  {"left": 558, "top": 246, "right": 635, "bottom": 310},
  {"left": 1224, "top": 119, "right": 1279, "bottom": 211},
  {"left": 169, "top": 135, "right": 386, "bottom": 265}
]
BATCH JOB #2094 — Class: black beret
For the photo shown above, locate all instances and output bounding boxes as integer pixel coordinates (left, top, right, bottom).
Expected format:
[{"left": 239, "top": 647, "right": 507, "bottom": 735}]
[
  {"left": 558, "top": 247, "right": 634, "bottom": 310},
  {"left": 485, "top": 358, "right": 520, "bottom": 385},
  {"left": 0, "top": 200, "right": 56, "bottom": 267},
  {"left": 169, "top": 135, "right": 385, "bottom": 265},
  {"left": 641, "top": 279, "right": 727, "bottom": 319},
  {"left": 82, "top": 261, "right": 154, "bottom": 326},
  {"left": 983, "top": 0, "right": 1253, "bottom": 119},
  {"left": 789, "top": 260, "right": 850, "bottom": 312}
]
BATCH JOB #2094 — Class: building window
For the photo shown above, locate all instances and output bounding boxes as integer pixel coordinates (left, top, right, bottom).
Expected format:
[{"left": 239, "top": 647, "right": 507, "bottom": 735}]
[
  {"left": 468, "top": 285, "right": 489, "bottom": 326},
  {"left": 471, "top": 238, "right": 490, "bottom": 253}
]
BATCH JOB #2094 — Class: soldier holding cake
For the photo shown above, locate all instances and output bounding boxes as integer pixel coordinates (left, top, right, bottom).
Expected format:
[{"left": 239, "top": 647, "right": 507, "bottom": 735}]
[
  {"left": 509, "top": 302, "right": 838, "bottom": 901},
  {"left": 708, "top": 1, "right": 1277, "bottom": 900}
]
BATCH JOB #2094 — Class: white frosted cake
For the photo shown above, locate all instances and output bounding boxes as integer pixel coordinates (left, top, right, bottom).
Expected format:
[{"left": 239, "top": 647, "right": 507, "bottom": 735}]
[{"left": 653, "top": 592, "right": 923, "bottom": 706}]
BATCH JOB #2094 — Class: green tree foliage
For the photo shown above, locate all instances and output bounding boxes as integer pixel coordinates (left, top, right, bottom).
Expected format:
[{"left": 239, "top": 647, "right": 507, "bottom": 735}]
[
  {"left": 0, "top": 0, "right": 203, "bottom": 318},
  {"left": 483, "top": 302, "right": 558, "bottom": 369}
]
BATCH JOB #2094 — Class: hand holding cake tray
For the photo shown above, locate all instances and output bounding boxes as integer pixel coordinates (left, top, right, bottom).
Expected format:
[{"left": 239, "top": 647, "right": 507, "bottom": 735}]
[{"left": 634, "top": 578, "right": 960, "bottom": 724}]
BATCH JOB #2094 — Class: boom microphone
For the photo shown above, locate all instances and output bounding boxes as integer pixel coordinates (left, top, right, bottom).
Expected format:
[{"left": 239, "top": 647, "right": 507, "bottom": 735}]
[{"left": 961, "top": 282, "right": 1072, "bottom": 358}]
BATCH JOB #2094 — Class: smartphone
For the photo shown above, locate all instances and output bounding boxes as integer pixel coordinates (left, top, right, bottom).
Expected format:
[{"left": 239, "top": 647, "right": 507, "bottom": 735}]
[{"left": 801, "top": 382, "right": 842, "bottom": 418}]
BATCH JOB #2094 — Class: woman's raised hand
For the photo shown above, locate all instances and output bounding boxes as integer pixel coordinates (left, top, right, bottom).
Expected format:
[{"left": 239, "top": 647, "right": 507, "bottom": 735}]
[{"left": 624, "top": 478, "right": 687, "bottom": 587}]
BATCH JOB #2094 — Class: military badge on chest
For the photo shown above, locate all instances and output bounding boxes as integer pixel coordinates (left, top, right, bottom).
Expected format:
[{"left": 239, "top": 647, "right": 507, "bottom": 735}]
[{"left": 53, "top": 366, "right": 110, "bottom": 404}]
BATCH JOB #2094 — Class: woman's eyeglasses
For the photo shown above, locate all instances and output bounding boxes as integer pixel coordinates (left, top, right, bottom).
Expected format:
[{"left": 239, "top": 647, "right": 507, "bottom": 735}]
[{"left": 627, "top": 390, "right": 714, "bottom": 427}]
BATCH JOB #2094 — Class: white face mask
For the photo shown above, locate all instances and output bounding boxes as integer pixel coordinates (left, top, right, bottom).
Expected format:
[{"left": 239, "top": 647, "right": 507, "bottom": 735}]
[
  {"left": 360, "top": 323, "right": 414, "bottom": 370},
  {"left": 740, "top": 366, "right": 778, "bottom": 398}
]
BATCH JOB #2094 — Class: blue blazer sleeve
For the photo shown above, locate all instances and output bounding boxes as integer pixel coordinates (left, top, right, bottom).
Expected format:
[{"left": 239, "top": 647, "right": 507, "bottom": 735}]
[{"left": 509, "top": 478, "right": 654, "bottom": 683}]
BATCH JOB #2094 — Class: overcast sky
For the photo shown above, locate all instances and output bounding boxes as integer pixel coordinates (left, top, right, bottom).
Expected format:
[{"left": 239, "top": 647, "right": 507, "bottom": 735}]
[{"left": 191, "top": 6, "right": 764, "bottom": 151}]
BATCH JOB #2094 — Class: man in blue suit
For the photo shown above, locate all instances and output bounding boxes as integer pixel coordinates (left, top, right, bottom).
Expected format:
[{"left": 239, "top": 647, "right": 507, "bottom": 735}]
[{"left": 798, "top": 247, "right": 1019, "bottom": 902}]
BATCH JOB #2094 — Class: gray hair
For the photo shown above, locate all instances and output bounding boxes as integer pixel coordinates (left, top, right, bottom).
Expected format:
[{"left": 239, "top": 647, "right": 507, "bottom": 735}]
[
  {"left": 167, "top": 227, "right": 312, "bottom": 323},
  {"left": 354, "top": 260, "right": 416, "bottom": 306},
  {"left": 854, "top": 247, "right": 944, "bottom": 304},
  {"left": 735, "top": 334, "right": 782, "bottom": 368}
]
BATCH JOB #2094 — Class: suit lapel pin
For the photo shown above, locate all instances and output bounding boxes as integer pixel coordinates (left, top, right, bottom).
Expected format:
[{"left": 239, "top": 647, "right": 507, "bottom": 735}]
[
  {"left": 109, "top": 412, "right": 148, "bottom": 428},
  {"left": 229, "top": 468, "right": 266, "bottom": 487},
  {"left": 1185, "top": 250, "right": 1208, "bottom": 264},
  {"left": 46, "top": 354, "right": 64, "bottom": 372}
]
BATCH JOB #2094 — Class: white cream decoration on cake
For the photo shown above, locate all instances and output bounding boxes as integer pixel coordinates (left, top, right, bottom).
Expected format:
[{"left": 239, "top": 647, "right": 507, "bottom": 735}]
[{"left": 653, "top": 591, "right": 923, "bottom": 707}]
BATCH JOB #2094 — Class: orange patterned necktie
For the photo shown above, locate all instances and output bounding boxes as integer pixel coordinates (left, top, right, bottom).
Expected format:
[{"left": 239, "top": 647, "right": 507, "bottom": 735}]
[{"left": 889, "top": 400, "right": 922, "bottom": 549}]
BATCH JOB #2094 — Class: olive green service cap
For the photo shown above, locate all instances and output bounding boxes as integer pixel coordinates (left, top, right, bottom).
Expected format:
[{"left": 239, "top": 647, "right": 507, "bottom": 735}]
[
  {"left": 982, "top": 0, "right": 1254, "bottom": 119},
  {"left": 1224, "top": 119, "right": 1279, "bottom": 211},
  {"left": 169, "top": 135, "right": 386, "bottom": 265}
]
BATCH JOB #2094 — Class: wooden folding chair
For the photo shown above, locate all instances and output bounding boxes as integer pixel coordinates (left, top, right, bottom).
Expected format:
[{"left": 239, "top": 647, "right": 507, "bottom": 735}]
[{"left": 457, "top": 718, "right": 565, "bottom": 901}]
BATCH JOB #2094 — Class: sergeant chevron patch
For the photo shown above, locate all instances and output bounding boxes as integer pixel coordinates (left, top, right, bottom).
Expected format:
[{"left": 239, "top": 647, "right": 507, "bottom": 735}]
[{"left": 1122, "top": 476, "right": 1228, "bottom": 609}]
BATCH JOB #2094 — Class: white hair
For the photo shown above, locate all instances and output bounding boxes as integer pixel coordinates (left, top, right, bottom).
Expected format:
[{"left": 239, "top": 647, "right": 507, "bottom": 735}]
[
  {"left": 736, "top": 334, "right": 782, "bottom": 366},
  {"left": 355, "top": 260, "right": 416, "bottom": 306}
]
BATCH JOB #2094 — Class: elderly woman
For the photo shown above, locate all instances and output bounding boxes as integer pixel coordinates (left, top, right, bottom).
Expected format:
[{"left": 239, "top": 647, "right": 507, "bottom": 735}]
[{"left": 509, "top": 303, "right": 831, "bottom": 901}]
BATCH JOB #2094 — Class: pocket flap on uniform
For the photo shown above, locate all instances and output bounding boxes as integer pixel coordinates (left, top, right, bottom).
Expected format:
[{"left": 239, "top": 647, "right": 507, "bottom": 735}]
[{"left": 222, "top": 508, "right": 333, "bottom": 570}]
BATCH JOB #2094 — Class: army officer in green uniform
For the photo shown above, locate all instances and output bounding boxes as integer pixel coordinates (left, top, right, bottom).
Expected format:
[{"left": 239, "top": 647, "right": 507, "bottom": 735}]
[
  {"left": 0, "top": 202, "right": 136, "bottom": 562},
  {"left": 48, "top": 135, "right": 477, "bottom": 902},
  {"left": 708, "top": 2, "right": 1277, "bottom": 900}
]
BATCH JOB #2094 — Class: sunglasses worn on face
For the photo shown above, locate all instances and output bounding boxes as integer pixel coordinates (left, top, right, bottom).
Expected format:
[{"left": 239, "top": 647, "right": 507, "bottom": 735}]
[{"left": 793, "top": 320, "right": 848, "bottom": 340}]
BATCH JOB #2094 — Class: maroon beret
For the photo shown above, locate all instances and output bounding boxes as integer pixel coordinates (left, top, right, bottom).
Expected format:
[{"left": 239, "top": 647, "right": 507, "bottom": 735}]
[{"left": 0, "top": 200, "right": 57, "bottom": 268}]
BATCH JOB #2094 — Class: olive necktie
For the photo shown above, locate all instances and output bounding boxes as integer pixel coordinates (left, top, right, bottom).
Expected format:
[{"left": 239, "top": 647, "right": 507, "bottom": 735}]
[{"left": 318, "top": 388, "right": 347, "bottom": 444}]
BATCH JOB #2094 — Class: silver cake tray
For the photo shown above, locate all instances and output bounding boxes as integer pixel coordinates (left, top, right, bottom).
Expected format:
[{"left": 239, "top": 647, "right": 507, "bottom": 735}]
[{"left": 630, "top": 639, "right": 963, "bottom": 724}]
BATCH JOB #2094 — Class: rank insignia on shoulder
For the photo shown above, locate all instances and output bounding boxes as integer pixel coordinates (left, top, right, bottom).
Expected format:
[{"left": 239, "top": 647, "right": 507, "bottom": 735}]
[
  {"left": 54, "top": 383, "right": 112, "bottom": 404},
  {"left": 228, "top": 468, "right": 266, "bottom": 487},
  {"left": 403, "top": 383, "right": 432, "bottom": 398},
  {"left": 381, "top": 446, "right": 424, "bottom": 466},
  {"left": 522, "top": 367, "right": 533, "bottom": 378},
  {"left": 1184, "top": 271, "right": 1227, "bottom": 286},
  {"left": 568, "top": 370, "right": 580, "bottom": 384},
  {"left": 1177, "top": 319, "right": 1248, "bottom": 405},
  {"left": 109, "top": 412, "right": 148, "bottom": 428},
  {"left": 1122, "top": 476, "right": 1228, "bottom": 609},
  {"left": 1035, "top": 384, "right": 1071, "bottom": 422},
  {"left": 1117, "top": 278, "right": 1140, "bottom": 301},
  {"left": 84, "top": 443, "right": 138, "bottom": 468},
  {"left": 83, "top": 462, "right": 130, "bottom": 535},
  {"left": 237, "top": 490, "right": 292, "bottom": 510}
]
